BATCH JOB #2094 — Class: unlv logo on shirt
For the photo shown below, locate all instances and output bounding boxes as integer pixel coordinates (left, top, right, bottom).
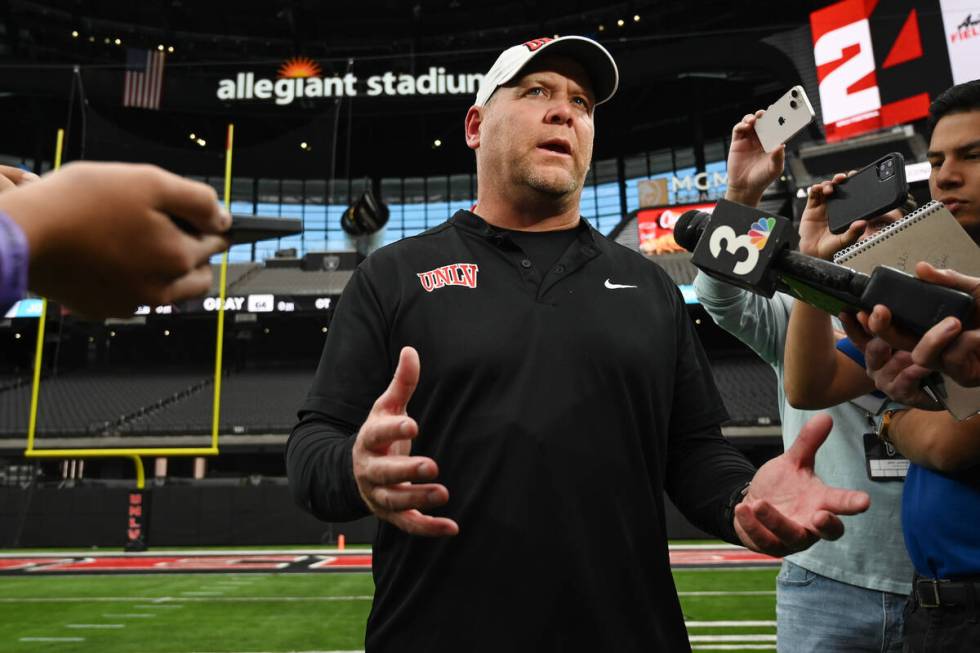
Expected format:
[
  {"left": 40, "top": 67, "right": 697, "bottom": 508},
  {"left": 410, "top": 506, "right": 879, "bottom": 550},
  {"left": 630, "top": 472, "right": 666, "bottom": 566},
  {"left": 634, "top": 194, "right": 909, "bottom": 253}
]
[
  {"left": 523, "top": 37, "right": 553, "bottom": 52},
  {"left": 417, "top": 263, "right": 479, "bottom": 293}
]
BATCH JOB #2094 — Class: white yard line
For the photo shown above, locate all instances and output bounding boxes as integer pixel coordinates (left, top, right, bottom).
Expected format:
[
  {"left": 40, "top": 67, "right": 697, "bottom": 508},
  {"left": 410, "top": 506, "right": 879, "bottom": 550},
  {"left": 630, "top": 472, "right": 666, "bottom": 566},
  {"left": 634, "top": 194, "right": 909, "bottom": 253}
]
[
  {"left": 0, "top": 595, "right": 373, "bottom": 603},
  {"left": 678, "top": 590, "right": 775, "bottom": 596},
  {"left": 102, "top": 613, "right": 156, "bottom": 618},
  {"left": 689, "top": 634, "right": 778, "bottom": 642},
  {"left": 65, "top": 624, "right": 125, "bottom": 629},
  {"left": 687, "top": 620, "right": 777, "bottom": 628},
  {"left": 691, "top": 646, "right": 776, "bottom": 651},
  {"left": 19, "top": 637, "right": 86, "bottom": 642}
]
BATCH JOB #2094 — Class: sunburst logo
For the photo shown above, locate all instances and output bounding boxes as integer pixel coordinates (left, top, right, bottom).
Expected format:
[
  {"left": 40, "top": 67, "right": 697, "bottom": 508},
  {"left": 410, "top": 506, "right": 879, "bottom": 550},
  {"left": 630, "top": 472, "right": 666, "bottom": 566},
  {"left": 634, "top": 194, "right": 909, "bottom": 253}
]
[
  {"left": 748, "top": 217, "right": 776, "bottom": 249},
  {"left": 278, "top": 57, "right": 322, "bottom": 79}
]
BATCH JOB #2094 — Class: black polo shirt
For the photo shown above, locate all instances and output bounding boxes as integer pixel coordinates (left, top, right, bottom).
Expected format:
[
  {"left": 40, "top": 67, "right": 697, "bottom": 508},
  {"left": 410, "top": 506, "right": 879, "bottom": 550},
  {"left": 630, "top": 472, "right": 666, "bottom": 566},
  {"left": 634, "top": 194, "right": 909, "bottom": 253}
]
[{"left": 289, "top": 210, "right": 755, "bottom": 652}]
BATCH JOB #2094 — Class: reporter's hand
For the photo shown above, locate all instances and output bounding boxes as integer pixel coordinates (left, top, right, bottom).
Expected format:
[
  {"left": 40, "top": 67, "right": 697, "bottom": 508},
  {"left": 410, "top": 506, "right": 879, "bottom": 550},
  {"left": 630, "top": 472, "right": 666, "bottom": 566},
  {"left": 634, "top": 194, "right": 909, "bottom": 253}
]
[
  {"left": 798, "top": 174, "right": 865, "bottom": 260},
  {"left": 864, "top": 337, "right": 942, "bottom": 409},
  {"left": 0, "top": 165, "right": 39, "bottom": 193},
  {"left": 352, "top": 347, "right": 459, "bottom": 537},
  {"left": 866, "top": 262, "right": 980, "bottom": 387},
  {"left": 725, "top": 111, "right": 785, "bottom": 207},
  {"left": 0, "top": 162, "right": 231, "bottom": 317}
]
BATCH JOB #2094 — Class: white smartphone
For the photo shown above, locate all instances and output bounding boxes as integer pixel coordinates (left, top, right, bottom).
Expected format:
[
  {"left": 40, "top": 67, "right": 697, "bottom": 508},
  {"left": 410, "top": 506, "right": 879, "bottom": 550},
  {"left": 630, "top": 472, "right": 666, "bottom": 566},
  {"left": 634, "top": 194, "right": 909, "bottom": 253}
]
[{"left": 753, "top": 85, "right": 815, "bottom": 152}]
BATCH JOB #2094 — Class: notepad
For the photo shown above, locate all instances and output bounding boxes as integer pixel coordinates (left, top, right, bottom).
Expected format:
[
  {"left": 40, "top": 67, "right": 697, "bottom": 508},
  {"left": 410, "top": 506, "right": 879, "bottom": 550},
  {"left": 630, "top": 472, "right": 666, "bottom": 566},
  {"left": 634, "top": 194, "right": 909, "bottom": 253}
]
[{"left": 834, "top": 200, "right": 980, "bottom": 420}]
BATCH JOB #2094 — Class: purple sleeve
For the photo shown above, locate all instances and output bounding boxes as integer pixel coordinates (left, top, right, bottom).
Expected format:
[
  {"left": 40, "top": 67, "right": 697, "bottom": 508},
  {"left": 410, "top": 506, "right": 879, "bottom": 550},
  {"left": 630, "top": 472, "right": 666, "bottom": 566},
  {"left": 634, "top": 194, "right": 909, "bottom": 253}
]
[{"left": 0, "top": 211, "right": 29, "bottom": 314}]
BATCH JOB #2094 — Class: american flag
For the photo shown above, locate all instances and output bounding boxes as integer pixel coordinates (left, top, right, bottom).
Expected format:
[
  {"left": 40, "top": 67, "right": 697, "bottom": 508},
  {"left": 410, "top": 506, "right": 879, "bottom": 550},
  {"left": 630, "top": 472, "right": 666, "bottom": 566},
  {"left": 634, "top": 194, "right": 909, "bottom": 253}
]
[{"left": 123, "top": 49, "right": 166, "bottom": 109}]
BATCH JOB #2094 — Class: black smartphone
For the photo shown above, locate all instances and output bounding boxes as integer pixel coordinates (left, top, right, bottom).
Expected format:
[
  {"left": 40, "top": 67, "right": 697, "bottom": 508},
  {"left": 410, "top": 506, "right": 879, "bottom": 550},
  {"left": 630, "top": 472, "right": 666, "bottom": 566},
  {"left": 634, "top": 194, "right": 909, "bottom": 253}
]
[
  {"left": 227, "top": 215, "right": 303, "bottom": 244},
  {"left": 172, "top": 214, "right": 302, "bottom": 244},
  {"left": 826, "top": 152, "right": 908, "bottom": 235}
]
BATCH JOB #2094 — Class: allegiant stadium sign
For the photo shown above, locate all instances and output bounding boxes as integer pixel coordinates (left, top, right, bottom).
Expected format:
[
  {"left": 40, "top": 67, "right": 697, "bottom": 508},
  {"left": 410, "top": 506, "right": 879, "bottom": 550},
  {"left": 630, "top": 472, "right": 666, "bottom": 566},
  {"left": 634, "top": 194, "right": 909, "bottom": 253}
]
[{"left": 216, "top": 57, "right": 485, "bottom": 105}]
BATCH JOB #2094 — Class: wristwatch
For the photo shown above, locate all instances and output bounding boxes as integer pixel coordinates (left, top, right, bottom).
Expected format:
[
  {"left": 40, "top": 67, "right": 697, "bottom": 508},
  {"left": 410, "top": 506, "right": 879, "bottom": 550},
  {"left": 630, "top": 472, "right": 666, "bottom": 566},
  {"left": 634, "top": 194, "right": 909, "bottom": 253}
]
[
  {"left": 724, "top": 480, "right": 752, "bottom": 527},
  {"left": 875, "top": 408, "right": 906, "bottom": 444}
]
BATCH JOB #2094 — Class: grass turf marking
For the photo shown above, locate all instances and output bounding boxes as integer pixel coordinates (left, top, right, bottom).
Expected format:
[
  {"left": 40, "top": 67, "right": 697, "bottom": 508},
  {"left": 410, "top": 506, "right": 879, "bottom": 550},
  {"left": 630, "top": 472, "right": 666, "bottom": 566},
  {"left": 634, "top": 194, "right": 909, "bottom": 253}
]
[{"left": 687, "top": 621, "right": 777, "bottom": 627}]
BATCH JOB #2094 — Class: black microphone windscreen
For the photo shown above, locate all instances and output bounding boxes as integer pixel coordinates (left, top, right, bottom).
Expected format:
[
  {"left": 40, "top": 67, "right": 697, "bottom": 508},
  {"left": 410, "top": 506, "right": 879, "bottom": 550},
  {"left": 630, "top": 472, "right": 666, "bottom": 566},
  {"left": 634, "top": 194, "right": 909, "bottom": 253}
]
[{"left": 673, "top": 210, "right": 709, "bottom": 253}]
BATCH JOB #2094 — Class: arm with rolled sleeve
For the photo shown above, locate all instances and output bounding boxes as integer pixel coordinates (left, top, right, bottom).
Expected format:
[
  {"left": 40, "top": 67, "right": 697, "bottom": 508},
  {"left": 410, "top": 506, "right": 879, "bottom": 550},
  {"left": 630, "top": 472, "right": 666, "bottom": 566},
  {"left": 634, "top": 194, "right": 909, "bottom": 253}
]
[{"left": 693, "top": 270, "right": 791, "bottom": 367}]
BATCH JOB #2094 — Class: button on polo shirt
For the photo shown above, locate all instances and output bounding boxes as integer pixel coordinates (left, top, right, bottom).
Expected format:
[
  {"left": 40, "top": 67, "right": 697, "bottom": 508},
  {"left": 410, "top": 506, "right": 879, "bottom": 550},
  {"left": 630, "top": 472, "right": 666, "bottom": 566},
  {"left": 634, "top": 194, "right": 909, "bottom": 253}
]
[{"left": 298, "top": 209, "right": 751, "bottom": 652}]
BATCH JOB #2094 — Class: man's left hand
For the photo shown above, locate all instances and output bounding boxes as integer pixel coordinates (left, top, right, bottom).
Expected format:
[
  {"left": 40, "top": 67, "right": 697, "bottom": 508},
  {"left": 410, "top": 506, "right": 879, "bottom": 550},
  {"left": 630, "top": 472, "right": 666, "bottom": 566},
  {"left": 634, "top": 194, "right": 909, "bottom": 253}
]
[{"left": 734, "top": 414, "right": 870, "bottom": 557}]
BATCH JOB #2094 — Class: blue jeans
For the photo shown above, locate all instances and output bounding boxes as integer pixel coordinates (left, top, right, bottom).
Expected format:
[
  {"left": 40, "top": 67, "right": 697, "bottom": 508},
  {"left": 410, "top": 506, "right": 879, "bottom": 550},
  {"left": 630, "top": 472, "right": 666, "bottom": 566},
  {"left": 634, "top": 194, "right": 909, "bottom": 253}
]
[{"left": 777, "top": 560, "right": 905, "bottom": 652}]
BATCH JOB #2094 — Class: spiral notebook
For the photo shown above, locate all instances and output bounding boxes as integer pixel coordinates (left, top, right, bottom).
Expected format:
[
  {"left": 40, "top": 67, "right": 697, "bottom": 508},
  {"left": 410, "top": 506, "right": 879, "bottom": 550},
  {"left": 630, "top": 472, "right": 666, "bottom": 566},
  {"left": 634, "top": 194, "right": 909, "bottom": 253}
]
[{"left": 834, "top": 200, "right": 980, "bottom": 420}]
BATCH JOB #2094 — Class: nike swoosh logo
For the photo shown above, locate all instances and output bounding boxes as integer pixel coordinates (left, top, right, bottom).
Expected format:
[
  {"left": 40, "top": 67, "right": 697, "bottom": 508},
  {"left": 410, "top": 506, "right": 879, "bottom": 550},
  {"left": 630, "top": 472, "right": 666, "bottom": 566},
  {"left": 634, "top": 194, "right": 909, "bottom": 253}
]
[{"left": 605, "top": 279, "right": 638, "bottom": 289}]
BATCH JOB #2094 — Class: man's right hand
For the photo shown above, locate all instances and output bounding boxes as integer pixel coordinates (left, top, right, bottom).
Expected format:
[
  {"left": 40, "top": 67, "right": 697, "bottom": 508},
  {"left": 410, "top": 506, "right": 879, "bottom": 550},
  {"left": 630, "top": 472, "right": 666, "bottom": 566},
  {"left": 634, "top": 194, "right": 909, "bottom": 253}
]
[
  {"left": 352, "top": 346, "right": 459, "bottom": 537},
  {"left": 725, "top": 110, "right": 785, "bottom": 207}
]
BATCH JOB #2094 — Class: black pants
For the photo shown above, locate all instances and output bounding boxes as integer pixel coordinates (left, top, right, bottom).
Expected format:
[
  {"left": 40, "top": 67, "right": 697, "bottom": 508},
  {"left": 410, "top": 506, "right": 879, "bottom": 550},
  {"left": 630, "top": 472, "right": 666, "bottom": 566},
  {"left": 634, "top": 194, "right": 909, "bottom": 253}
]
[{"left": 903, "top": 596, "right": 980, "bottom": 652}]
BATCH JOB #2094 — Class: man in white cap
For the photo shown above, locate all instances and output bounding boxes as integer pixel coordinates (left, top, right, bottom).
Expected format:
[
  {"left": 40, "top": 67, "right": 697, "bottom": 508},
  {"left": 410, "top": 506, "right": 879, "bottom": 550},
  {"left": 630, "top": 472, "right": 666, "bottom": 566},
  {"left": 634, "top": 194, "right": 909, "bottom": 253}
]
[{"left": 288, "top": 36, "right": 870, "bottom": 651}]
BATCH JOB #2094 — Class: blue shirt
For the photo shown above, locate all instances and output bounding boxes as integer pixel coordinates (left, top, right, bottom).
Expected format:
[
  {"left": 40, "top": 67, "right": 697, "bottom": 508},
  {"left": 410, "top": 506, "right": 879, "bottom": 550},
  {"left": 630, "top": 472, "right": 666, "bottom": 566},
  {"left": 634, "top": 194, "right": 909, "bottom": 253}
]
[
  {"left": 838, "top": 337, "right": 980, "bottom": 579},
  {"left": 0, "top": 211, "right": 28, "bottom": 313},
  {"left": 903, "top": 464, "right": 980, "bottom": 578}
]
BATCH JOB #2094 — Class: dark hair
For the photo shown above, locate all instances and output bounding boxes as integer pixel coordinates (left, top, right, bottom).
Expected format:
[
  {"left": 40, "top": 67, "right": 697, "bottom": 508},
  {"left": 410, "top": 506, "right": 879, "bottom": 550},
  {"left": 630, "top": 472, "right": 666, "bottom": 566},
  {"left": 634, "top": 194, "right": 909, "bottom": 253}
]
[{"left": 928, "top": 79, "right": 980, "bottom": 134}]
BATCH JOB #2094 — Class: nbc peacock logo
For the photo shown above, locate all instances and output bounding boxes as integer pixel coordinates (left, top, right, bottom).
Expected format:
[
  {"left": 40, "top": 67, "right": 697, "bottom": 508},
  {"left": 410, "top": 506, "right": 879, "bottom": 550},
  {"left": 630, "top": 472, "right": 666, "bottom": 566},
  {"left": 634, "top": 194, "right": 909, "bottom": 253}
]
[
  {"left": 278, "top": 57, "right": 323, "bottom": 79},
  {"left": 748, "top": 217, "right": 776, "bottom": 250}
]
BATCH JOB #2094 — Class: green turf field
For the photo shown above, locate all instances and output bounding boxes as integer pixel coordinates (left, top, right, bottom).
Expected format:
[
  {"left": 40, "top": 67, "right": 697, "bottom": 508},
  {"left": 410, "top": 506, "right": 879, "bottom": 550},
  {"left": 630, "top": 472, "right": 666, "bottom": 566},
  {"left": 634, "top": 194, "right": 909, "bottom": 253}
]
[{"left": 0, "top": 566, "right": 777, "bottom": 652}]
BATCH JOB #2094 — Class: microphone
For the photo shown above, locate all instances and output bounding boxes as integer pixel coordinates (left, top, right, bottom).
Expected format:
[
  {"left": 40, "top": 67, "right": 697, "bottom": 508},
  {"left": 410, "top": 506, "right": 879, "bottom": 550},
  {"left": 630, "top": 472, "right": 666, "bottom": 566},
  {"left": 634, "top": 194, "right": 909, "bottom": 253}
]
[{"left": 675, "top": 200, "right": 974, "bottom": 337}]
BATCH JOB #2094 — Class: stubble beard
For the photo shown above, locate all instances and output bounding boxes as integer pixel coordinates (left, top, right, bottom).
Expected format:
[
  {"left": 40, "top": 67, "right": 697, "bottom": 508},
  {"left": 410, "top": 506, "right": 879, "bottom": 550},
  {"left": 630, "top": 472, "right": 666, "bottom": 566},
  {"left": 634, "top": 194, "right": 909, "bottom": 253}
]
[{"left": 514, "top": 156, "right": 582, "bottom": 198}]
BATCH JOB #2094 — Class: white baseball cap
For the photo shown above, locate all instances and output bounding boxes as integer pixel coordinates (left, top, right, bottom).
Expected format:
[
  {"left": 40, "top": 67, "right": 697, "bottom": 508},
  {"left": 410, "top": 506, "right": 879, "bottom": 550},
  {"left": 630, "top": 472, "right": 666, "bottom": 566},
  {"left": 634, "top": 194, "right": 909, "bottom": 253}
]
[{"left": 474, "top": 36, "right": 619, "bottom": 108}]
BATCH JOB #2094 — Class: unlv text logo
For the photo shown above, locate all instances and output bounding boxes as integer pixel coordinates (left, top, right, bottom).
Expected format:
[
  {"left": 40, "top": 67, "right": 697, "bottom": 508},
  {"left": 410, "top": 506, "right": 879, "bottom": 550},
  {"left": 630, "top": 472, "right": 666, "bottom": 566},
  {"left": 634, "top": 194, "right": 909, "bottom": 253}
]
[
  {"left": 523, "top": 38, "right": 553, "bottom": 52},
  {"left": 417, "top": 263, "right": 479, "bottom": 293}
]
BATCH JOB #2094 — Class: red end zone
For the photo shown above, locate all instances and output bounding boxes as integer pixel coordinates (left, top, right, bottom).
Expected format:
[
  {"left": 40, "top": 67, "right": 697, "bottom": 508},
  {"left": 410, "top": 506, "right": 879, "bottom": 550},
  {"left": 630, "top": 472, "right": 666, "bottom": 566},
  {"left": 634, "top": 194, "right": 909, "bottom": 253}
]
[{"left": 0, "top": 548, "right": 777, "bottom": 575}]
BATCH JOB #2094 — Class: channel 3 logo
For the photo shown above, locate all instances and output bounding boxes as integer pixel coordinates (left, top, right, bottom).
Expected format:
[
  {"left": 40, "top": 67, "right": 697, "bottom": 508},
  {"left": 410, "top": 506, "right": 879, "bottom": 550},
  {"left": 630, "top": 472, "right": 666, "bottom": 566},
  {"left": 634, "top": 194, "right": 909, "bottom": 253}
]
[{"left": 708, "top": 217, "right": 773, "bottom": 276}]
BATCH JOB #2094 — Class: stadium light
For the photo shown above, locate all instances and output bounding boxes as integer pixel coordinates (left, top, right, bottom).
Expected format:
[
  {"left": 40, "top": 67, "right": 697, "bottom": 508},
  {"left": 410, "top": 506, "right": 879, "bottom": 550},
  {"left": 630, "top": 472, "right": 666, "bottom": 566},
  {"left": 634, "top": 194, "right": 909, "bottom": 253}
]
[
  {"left": 598, "top": 24, "right": 605, "bottom": 31},
  {"left": 168, "top": 45, "right": 174, "bottom": 53},
  {"left": 115, "top": 38, "right": 122, "bottom": 45},
  {"left": 157, "top": 44, "right": 164, "bottom": 51},
  {"left": 189, "top": 132, "right": 196, "bottom": 140},
  {"left": 617, "top": 18, "right": 625, "bottom": 27},
  {"left": 71, "top": 30, "right": 79, "bottom": 38},
  {"left": 14, "top": 333, "right": 21, "bottom": 339}
]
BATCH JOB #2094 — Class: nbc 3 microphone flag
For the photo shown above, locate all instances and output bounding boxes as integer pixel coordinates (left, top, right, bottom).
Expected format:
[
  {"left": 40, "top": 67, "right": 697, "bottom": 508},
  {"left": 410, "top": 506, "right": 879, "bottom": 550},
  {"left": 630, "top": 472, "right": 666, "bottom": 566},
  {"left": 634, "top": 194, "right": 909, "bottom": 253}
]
[{"left": 123, "top": 48, "right": 165, "bottom": 109}]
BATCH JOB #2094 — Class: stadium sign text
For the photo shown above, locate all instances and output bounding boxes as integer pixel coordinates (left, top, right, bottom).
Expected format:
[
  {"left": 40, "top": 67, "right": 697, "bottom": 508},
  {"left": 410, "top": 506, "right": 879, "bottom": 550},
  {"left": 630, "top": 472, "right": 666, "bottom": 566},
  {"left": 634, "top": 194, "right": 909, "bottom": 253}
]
[
  {"left": 217, "top": 68, "right": 485, "bottom": 105},
  {"left": 671, "top": 171, "right": 728, "bottom": 193},
  {"left": 203, "top": 296, "right": 246, "bottom": 312}
]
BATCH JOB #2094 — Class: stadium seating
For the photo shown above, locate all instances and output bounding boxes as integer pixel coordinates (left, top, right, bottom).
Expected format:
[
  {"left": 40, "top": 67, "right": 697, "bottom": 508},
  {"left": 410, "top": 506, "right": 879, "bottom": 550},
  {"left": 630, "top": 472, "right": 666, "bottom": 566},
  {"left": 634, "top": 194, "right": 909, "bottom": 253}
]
[
  {"left": 710, "top": 357, "right": 781, "bottom": 426},
  {"left": 0, "top": 372, "right": 210, "bottom": 437},
  {"left": 121, "top": 369, "right": 314, "bottom": 435}
]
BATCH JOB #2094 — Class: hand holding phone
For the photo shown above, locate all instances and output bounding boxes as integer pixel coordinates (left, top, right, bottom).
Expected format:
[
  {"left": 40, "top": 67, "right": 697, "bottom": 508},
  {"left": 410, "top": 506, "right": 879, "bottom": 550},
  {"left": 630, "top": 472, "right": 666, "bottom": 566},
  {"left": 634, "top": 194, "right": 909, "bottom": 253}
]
[
  {"left": 172, "top": 214, "right": 303, "bottom": 244},
  {"left": 754, "top": 86, "right": 816, "bottom": 153},
  {"left": 826, "top": 153, "right": 909, "bottom": 234}
]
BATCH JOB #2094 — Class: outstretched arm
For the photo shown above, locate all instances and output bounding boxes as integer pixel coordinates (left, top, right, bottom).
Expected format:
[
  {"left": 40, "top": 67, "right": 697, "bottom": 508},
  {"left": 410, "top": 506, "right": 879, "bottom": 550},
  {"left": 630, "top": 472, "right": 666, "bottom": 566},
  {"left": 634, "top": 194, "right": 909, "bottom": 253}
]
[
  {"left": 783, "top": 175, "right": 875, "bottom": 408},
  {"left": 735, "top": 413, "right": 870, "bottom": 556}
]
